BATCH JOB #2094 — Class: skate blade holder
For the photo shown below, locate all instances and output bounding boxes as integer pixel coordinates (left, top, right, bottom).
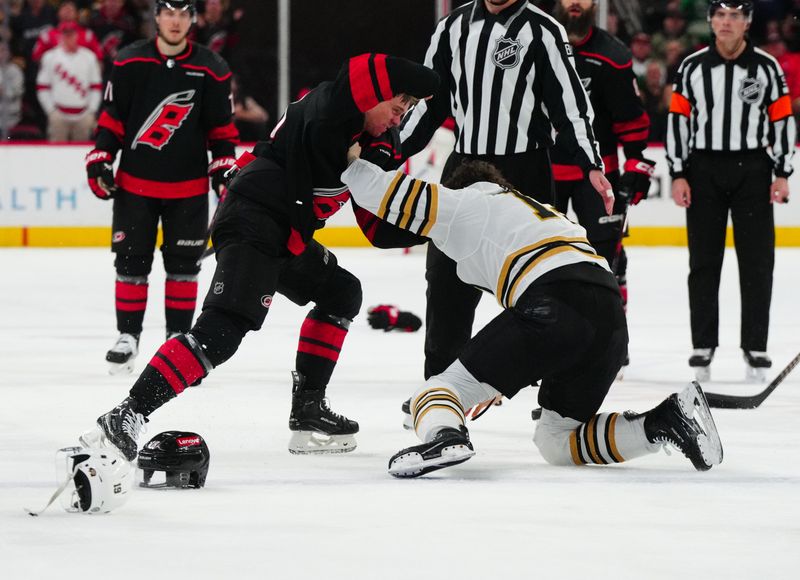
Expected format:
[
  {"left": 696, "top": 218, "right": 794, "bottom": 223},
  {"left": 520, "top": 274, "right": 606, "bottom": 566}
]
[{"left": 288, "top": 431, "right": 357, "bottom": 454}]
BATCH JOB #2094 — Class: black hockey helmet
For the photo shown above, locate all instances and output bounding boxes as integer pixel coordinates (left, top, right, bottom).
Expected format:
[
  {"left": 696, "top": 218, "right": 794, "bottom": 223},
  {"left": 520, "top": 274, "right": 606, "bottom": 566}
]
[
  {"left": 155, "top": 0, "right": 197, "bottom": 17},
  {"left": 707, "top": 1, "right": 753, "bottom": 22},
  {"left": 137, "top": 431, "right": 209, "bottom": 489}
]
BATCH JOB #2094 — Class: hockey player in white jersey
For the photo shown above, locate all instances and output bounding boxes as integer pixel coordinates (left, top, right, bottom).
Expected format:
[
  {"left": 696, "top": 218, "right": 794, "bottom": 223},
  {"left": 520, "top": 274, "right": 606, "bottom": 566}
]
[{"left": 341, "top": 146, "right": 723, "bottom": 477}]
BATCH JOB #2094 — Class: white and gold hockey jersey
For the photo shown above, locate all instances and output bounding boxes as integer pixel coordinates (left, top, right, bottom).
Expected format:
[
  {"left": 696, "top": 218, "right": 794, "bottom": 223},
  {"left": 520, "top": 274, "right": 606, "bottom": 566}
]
[{"left": 342, "top": 159, "right": 610, "bottom": 309}]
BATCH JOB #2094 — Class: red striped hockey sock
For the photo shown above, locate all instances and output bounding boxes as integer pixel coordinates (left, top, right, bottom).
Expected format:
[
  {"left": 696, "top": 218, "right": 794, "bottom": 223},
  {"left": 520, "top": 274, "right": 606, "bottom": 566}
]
[
  {"left": 295, "top": 309, "right": 350, "bottom": 388},
  {"left": 165, "top": 276, "right": 198, "bottom": 335},
  {"left": 115, "top": 276, "right": 148, "bottom": 335}
]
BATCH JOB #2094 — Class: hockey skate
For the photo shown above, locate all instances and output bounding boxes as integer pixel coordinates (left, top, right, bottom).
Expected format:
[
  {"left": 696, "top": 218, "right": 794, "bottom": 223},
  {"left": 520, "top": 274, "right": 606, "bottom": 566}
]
[
  {"left": 288, "top": 371, "right": 358, "bottom": 454},
  {"left": 642, "top": 381, "right": 723, "bottom": 471},
  {"left": 688, "top": 348, "right": 714, "bottom": 382},
  {"left": 79, "top": 397, "right": 147, "bottom": 462},
  {"left": 388, "top": 425, "right": 475, "bottom": 478},
  {"left": 401, "top": 398, "right": 413, "bottom": 430},
  {"left": 106, "top": 333, "right": 139, "bottom": 375},
  {"left": 743, "top": 351, "right": 771, "bottom": 383}
]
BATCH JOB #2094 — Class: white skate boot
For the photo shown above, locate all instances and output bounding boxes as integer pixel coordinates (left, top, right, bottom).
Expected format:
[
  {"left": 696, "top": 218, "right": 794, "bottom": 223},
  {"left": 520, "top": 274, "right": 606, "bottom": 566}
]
[
  {"left": 688, "top": 348, "right": 714, "bottom": 382},
  {"left": 106, "top": 333, "right": 139, "bottom": 375},
  {"left": 743, "top": 351, "right": 771, "bottom": 383}
]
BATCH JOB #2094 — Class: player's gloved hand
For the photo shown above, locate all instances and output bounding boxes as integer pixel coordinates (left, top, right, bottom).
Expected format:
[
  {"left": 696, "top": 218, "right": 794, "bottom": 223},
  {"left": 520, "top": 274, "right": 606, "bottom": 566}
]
[
  {"left": 359, "top": 127, "right": 402, "bottom": 170},
  {"left": 367, "top": 304, "right": 422, "bottom": 332},
  {"left": 85, "top": 149, "right": 117, "bottom": 200},
  {"left": 618, "top": 158, "right": 656, "bottom": 205},
  {"left": 208, "top": 156, "right": 237, "bottom": 198}
]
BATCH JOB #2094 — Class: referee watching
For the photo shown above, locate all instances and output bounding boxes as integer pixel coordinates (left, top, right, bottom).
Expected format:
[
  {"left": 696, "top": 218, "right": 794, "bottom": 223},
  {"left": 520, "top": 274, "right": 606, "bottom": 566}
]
[
  {"left": 667, "top": 1, "right": 796, "bottom": 382},
  {"left": 400, "top": 0, "right": 611, "bottom": 380}
]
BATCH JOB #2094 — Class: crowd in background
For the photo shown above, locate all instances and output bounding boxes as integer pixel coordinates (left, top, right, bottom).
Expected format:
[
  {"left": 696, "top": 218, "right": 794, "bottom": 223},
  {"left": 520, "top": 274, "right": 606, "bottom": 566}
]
[
  {"left": 0, "top": 0, "right": 267, "bottom": 141},
  {"left": 0, "top": 0, "right": 799, "bottom": 144}
]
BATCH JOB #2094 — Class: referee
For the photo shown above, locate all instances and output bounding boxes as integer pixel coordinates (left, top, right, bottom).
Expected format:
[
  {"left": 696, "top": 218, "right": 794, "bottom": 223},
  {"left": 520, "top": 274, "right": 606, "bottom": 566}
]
[
  {"left": 400, "top": 0, "right": 611, "bottom": 380},
  {"left": 667, "top": 1, "right": 796, "bottom": 382}
]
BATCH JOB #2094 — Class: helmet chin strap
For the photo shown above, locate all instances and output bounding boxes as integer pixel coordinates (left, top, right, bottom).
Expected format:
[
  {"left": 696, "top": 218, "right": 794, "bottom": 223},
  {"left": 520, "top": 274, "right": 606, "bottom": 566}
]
[{"left": 24, "top": 465, "right": 80, "bottom": 517}]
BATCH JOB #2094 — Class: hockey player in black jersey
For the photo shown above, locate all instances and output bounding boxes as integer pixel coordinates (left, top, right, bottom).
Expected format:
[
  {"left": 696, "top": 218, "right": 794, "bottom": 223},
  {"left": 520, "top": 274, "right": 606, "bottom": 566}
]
[
  {"left": 80, "top": 53, "right": 439, "bottom": 459},
  {"left": 551, "top": 0, "right": 655, "bottom": 372},
  {"left": 340, "top": 152, "right": 722, "bottom": 477},
  {"left": 86, "top": 0, "right": 239, "bottom": 375}
]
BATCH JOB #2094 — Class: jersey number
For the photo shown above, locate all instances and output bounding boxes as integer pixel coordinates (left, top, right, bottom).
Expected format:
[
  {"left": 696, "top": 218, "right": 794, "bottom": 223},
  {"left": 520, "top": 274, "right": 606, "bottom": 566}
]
[
  {"left": 508, "top": 189, "right": 560, "bottom": 220},
  {"left": 132, "top": 90, "right": 196, "bottom": 150}
]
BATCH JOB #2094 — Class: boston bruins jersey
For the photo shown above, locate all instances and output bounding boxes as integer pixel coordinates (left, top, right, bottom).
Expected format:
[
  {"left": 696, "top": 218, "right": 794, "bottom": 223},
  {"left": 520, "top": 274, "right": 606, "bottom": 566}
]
[
  {"left": 550, "top": 26, "right": 649, "bottom": 180},
  {"left": 342, "top": 159, "right": 613, "bottom": 308},
  {"left": 94, "top": 39, "right": 238, "bottom": 198}
]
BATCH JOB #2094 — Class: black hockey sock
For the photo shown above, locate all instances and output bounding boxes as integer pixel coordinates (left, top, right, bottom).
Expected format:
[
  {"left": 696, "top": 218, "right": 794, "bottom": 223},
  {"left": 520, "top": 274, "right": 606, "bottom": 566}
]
[
  {"left": 295, "top": 309, "right": 350, "bottom": 388},
  {"left": 129, "top": 335, "right": 212, "bottom": 415},
  {"left": 116, "top": 276, "right": 148, "bottom": 334},
  {"left": 165, "top": 276, "right": 198, "bottom": 334}
]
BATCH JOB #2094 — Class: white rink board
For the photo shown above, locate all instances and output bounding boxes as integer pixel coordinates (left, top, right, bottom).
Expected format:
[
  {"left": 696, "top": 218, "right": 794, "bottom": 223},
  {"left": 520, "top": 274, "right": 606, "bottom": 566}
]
[{"left": 1, "top": 142, "right": 799, "bottom": 227}]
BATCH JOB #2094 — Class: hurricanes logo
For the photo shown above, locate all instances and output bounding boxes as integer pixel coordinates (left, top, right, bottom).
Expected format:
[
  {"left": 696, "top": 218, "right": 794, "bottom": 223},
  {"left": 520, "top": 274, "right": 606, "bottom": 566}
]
[
  {"left": 132, "top": 90, "right": 195, "bottom": 150},
  {"left": 260, "top": 294, "right": 273, "bottom": 308},
  {"left": 493, "top": 37, "right": 522, "bottom": 69},
  {"left": 737, "top": 77, "right": 763, "bottom": 104},
  {"left": 112, "top": 231, "right": 126, "bottom": 243}
]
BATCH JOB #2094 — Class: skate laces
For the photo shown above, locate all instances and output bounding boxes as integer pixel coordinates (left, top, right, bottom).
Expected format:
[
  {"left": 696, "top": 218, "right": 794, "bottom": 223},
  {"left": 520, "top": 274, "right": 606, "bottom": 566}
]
[
  {"left": 121, "top": 410, "right": 147, "bottom": 441},
  {"left": 321, "top": 398, "right": 346, "bottom": 423}
]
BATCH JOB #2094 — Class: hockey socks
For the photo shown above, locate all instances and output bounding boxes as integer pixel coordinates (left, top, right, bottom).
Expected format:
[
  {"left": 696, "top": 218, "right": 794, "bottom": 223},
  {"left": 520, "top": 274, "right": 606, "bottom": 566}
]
[
  {"left": 411, "top": 387, "right": 466, "bottom": 442},
  {"left": 295, "top": 308, "right": 350, "bottom": 389},
  {"left": 165, "top": 275, "right": 198, "bottom": 335},
  {"left": 129, "top": 334, "right": 212, "bottom": 416},
  {"left": 115, "top": 275, "right": 148, "bottom": 335}
]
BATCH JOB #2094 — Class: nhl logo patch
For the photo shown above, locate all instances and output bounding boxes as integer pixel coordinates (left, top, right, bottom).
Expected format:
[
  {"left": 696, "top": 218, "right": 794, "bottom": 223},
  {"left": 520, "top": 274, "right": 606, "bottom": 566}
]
[
  {"left": 213, "top": 281, "right": 224, "bottom": 295},
  {"left": 493, "top": 37, "right": 522, "bottom": 69},
  {"left": 737, "top": 77, "right": 763, "bottom": 104}
]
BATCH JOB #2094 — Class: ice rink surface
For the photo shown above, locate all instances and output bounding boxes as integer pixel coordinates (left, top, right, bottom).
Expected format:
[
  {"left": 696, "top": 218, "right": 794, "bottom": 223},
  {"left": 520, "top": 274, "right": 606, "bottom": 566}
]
[{"left": 1, "top": 246, "right": 798, "bottom": 579}]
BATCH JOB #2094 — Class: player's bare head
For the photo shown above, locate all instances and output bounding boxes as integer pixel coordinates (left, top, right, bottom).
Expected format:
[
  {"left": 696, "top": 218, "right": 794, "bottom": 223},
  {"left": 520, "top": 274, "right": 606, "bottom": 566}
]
[
  {"left": 555, "top": 0, "right": 596, "bottom": 40},
  {"left": 444, "top": 161, "right": 516, "bottom": 191},
  {"left": 155, "top": 1, "right": 196, "bottom": 46}
]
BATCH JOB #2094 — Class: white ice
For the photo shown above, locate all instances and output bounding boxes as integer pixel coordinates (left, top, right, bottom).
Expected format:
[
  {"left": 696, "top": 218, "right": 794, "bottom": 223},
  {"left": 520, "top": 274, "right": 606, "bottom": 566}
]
[{"left": 1, "top": 246, "right": 798, "bottom": 580}]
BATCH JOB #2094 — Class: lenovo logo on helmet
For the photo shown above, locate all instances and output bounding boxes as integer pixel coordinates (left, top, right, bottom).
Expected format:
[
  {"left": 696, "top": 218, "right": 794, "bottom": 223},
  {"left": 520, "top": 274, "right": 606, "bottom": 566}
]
[{"left": 176, "top": 436, "right": 201, "bottom": 447}]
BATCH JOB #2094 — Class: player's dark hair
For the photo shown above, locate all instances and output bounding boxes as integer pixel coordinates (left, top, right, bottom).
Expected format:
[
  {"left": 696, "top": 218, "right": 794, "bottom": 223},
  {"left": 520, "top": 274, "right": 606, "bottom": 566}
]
[{"left": 443, "top": 160, "right": 515, "bottom": 191}]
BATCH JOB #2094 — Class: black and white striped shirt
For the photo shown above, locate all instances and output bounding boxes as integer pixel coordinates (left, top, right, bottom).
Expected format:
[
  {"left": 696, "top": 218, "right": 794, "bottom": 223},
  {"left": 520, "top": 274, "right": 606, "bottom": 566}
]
[
  {"left": 399, "top": 0, "right": 602, "bottom": 171},
  {"left": 666, "top": 42, "right": 796, "bottom": 178}
]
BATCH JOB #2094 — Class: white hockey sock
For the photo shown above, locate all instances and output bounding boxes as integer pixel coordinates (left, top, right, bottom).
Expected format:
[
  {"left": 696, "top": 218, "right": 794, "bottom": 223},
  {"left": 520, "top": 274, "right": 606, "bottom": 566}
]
[{"left": 411, "top": 360, "right": 501, "bottom": 442}]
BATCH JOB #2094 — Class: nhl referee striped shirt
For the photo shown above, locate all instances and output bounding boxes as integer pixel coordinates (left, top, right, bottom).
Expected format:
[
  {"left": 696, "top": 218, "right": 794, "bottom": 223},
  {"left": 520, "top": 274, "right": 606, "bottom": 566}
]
[
  {"left": 399, "top": 0, "right": 602, "bottom": 171},
  {"left": 666, "top": 42, "right": 796, "bottom": 178}
]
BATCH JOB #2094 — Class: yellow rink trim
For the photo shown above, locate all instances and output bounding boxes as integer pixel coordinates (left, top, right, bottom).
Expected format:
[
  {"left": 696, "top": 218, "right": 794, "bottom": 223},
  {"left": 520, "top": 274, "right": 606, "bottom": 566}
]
[{"left": 1, "top": 226, "right": 799, "bottom": 247}]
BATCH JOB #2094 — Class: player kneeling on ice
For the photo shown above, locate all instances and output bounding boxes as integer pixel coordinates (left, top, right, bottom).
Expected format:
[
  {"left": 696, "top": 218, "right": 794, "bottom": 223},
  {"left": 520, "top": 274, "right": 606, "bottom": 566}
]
[
  {"left": 78, "top": 54, "right": 439, "bottom": 461},
  {"left": 341, "top": 149, "right": 724, "bottom": 477}
]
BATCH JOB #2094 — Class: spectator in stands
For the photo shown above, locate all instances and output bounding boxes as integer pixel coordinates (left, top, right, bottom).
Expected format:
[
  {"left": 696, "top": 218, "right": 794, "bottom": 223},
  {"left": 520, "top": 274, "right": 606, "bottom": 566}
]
[
  {"left": 640, "top": 59, "right": 669, "bottom": 142},
  {"left": 663, "top": 38, "right": 687, "bottom": 84},
  {"left": 651, "top": 7, "right": 696, "bottom": 61},
  {"left": 10, "top": 0, "right": 57, "bottom": 61},
  {"left": 195, "top": 0, "right": 237, "bottom": 57},
  {"left": 762, "top": 28, "right": 800, "bottom": 124},
  {"left": 0, "top": 40, "right": 25, "bottom": 139},
  {"left": 36, "top": 21, "right": 101, "bottom": 141},
  {"left": 89, "top": 0, "right": 140, "bottom": 75},
  {"left": 231, "top": 74, "right": 268, "bottom": 142},
  {"left": 631, "top": 32, "right": 653, "bottom": 82},
  {"left": 32, "top": 1, "right": 103, "bottom": 63}
]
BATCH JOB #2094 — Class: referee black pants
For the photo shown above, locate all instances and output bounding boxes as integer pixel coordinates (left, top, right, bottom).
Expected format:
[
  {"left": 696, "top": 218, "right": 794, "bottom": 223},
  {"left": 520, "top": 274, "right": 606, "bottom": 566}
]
[
  {"left": 685, "top": 150, "right": 774, "bottom": 352},
  {"left": 424, "top": 148, "right": 554, "bottom": 379}
]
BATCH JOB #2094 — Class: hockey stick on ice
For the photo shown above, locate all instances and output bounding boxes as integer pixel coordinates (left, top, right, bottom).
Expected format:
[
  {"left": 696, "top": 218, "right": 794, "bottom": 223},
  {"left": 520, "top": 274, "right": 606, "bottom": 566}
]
[{"left": 704, "top": 351, "right": 800, "bottom": 409}]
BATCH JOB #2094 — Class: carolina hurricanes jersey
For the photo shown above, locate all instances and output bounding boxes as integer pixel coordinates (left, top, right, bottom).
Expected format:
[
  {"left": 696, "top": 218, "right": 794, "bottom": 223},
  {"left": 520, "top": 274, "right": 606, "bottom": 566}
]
[
  {"left": 94, "top": 39, "right": 238, "bottom": 198},
  {"left": 550, "top": 26, "right": 649, "bottom": 180},
  {"left": 36, "top": 46, "right": 102, "bottom": 118},
  {"left": 342, "top": 159, "right": 612, "bottom": 309}
]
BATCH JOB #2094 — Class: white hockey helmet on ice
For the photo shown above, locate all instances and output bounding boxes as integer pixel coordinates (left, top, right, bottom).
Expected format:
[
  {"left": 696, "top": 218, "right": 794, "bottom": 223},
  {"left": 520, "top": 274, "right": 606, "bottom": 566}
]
[{"left": 63, "top": 447, "right": 134, "bottom": 514}]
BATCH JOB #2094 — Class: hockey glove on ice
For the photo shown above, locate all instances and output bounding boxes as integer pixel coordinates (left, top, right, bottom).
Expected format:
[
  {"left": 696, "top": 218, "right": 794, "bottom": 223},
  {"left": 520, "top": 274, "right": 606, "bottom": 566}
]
[
  {"left": 208, "top": 156, "right": 237, "bottom": 198},
  {"left": 85, "top": 149, "right": 117, "bottom": 200},
  {"left": 360, "top": 128, "right": 403, "bottom": 170},
  {"left": 367, "top": 305, "right": 422, "bottom": 332},
  {"left": 618, "top": 158, "right": 656, "bottom": 205}
]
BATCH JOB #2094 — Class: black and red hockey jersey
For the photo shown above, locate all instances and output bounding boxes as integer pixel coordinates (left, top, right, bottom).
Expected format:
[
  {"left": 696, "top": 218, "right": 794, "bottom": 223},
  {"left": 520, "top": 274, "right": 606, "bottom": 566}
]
[
  {"left": 94, "top": 39, "right": 238, "bottom": 198},
  {"left": 550, "top": 26, "right": 650, "bottom": 180}
]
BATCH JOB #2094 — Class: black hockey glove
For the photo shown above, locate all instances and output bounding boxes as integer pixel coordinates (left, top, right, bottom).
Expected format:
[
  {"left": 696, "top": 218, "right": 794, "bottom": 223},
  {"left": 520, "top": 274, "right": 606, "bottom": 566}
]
[
  {"left": 85, "top": 149, "right": 117, "bottom": 200},
  {"left": 360, "top": 127, "right": 403, "bottom": 170},
  {"left": 618, "top": 158, "right": 656, "bottom": 205},
  {"left": 367, "top": 304, "right": 422, "bottom": 332},
  {"left": 208, "top": 156, "right": 237, "bottom": 198}
]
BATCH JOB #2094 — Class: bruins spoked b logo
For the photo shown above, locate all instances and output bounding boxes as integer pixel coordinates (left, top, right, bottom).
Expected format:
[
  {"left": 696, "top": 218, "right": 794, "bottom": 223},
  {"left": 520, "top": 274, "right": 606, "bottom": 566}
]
[
  {"left": 737, "top": 77, "right": 764, "bottom": 104},
  {"left": 493, "top": 37, "right": 522, "bottom": 69}
]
